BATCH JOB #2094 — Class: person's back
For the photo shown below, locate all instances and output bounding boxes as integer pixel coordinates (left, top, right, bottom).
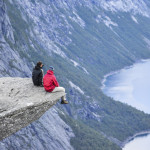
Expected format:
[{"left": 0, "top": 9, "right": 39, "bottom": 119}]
[
  {"left": 43, "top": 66, "right": 68, "bottom": 104},
  {"left": 32, "top": 61, "right": 44, "bottom": 86},
  {"left": 43, "top": 69, "right": 59, "bottom": 92}
]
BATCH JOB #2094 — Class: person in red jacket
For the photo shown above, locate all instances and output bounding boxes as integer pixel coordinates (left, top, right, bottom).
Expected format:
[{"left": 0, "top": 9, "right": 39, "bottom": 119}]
[{"left": 43, "top": 66, "right": 68, "bottom": 104}]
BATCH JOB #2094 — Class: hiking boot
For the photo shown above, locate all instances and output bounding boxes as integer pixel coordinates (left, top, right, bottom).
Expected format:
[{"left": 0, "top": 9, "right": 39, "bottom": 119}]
[{"left": 61, "top": 100, "right": 68, "bottom": 104}]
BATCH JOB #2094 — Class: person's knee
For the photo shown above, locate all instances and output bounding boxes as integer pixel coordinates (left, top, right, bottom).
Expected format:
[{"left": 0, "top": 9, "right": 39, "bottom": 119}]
[
  {"left": 60, "top": 87, "right": 65, "bottom": 92},
  {"left": 62, "top": 87, "right": 65, "bottom": 92}
]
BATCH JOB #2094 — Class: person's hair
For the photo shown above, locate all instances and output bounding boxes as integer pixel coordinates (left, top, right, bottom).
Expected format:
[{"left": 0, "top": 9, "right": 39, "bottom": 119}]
[{"left": 37, "top": 61, "right": 43, "bottom": 67}]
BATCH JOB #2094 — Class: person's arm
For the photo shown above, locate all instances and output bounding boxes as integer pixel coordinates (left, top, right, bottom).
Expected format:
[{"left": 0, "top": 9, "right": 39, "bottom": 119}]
[
  {"left": 53, "top": 76, "right": 59, "bottom": 87},
  {"left": 39, "top": 70, "right": 43, "bottom": 86}
]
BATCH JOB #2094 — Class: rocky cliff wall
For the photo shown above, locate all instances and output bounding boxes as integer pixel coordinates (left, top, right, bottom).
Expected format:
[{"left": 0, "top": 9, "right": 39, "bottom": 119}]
[{"left": 0, "top": 0, "right": 31, "bottom": 77}]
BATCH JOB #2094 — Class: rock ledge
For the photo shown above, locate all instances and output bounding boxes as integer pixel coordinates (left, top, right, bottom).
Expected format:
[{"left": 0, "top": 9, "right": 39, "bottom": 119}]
[{"left": 0, "top": 77, "right": 65, "bottom": 141}]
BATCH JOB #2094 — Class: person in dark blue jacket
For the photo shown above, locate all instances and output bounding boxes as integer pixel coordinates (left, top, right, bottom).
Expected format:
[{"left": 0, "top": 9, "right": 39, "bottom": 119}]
[{"left": 32, "top": 61, "right": 44, "bottom": 86}]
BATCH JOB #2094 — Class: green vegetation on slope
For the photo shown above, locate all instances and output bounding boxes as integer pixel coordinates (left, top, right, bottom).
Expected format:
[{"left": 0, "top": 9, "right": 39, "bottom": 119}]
[
  {"left": 5, "top": 1, "right": 150, "bottom": 149},
  {"left": 60, "top": 112, "right": 121, "bottom": 150}
]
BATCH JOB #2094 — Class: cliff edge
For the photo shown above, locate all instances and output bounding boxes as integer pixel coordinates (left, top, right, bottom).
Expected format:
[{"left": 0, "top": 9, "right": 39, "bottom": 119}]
[{"left": 0, "top": 77, "right": 66, "bottom": 141}]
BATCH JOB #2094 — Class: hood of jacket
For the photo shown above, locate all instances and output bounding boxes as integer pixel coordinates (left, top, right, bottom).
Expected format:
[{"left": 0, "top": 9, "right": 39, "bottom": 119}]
[{"left": 47, "top": 70, "right": 54, "bottom": 75}]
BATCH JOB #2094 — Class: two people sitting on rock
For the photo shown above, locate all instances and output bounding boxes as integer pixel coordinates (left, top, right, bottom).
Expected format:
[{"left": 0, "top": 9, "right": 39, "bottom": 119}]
[{"left": 32, "top": 62, "right": 68, "bottom": 104}]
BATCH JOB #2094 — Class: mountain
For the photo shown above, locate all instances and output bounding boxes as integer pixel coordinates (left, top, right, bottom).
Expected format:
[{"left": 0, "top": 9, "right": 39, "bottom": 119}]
[{"left": 1, "top": 0, "right": 150, "bottom": 149}]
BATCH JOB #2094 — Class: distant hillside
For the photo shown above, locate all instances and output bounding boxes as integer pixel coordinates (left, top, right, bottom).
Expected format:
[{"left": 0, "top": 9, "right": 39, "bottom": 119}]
[{"left": 1, "top": 0, "right": 150, "bottom": 149}]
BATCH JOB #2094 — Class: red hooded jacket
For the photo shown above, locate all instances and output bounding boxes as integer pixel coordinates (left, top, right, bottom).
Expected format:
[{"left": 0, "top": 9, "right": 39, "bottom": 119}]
[{"left": 43, "top": 70, "right": 59, "bottom": 92}]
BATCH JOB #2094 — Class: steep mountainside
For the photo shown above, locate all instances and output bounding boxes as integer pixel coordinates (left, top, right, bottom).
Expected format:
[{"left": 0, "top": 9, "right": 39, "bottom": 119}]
[{"left": 1, "top": 0, "right": 150, "bottom": 149}]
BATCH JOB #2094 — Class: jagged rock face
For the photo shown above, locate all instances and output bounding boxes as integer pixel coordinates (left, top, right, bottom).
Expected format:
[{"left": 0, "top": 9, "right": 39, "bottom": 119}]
[
  {"left": 1, "top": 0, "right": 150, "bottom": 149},
  {"left": 0, "top": 107, "right": 74, "bottom": 150},
  {"left": 0, "top": 0, "right": 31, "bottom": 77},
  {"left": 0, "top": 1, "right": 13, "bottom": 42},
  {"left": 0, "top": 77, "right": 66, "bottom": 141}
]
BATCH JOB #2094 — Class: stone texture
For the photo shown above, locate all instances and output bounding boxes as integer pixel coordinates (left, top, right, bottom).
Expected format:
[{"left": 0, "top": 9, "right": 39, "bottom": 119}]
[
  {"left": 0, "top": 0, "right": 32, "bottom": 77},
  {"left": 0, "top": 77, "right": 66, "bottom": 141},
  {"left": 0, "top": 107, "right": 75, "bottom": 150}
]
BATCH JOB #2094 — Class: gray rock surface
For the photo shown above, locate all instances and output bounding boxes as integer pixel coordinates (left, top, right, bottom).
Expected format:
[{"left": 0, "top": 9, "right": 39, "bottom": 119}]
[
  {"left": 0, "top": 0, "right": 31, "bottom": 77},
  {"left": 0, "top": 77, "right": 66, "bottom": 141},
  {"left": 0, "top": 107, "right": 75, "bottom": 150}
]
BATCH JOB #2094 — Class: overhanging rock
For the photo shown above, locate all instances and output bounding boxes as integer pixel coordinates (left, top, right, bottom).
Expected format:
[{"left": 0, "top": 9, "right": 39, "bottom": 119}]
[{"left": 0, "top": 77, "right": 65, "bottom": 141}]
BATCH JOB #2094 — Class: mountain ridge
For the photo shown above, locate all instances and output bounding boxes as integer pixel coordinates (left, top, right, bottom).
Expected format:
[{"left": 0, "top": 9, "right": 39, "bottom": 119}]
[{"left": 1, "top": 0, "right": 150, "bottom": 149}]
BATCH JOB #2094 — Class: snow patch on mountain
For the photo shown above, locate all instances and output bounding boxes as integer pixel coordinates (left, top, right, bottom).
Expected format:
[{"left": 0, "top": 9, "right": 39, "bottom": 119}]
[
  {"left": 96, "top": 15, "right": 101, "bottom": 23},
  {"left": 143, "top": 37, "right": 150, "bottom": 49},
  {"left": 96, "top": 15, "right": 118, "bottom": 29},
  {"left": 70, "top": 59, "right": 89, "bottom": 74},
  {"left": 103, "top": 16, "right": 118, "bottom": 28},
  {"left": 69, "top": 11, "right": 85, "bottom": 28},
  {"left": 81, "top": 67, "right": 89, "bottom": 74},
  {"left": 70, "top": 59, "right": 79, "bottom": 67},
  {"left": 69, "top": 81, "right": 84, "bottom": 95},
  {"left": 131, "top": 15, "right": 138, "bottom": 23},
  {"left": 100, "top": 0, "right": 150, "bottom": 17}
]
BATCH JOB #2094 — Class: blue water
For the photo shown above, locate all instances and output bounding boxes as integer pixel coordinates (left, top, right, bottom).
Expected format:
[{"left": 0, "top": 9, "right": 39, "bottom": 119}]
[
  {"left": 102, "top": 59, "right": 150, "bottom": 150},
  {"left": 102, "top": 60, "right": 150, "bottom": 114},
  {"left": 123, "top": 134, "right": 150, "bottom": 150}
]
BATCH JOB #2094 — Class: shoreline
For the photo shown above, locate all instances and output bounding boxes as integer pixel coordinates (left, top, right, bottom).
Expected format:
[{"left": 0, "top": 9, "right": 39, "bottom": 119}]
[
  {"left": 121, "top": 130, "right": 150, "bottom": 148},
  {"left": 101, "top": 58, "right": 150, "bottom": 90},
  {"left": 100, "top": 58, "right": 150, "bottom": 148}
]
